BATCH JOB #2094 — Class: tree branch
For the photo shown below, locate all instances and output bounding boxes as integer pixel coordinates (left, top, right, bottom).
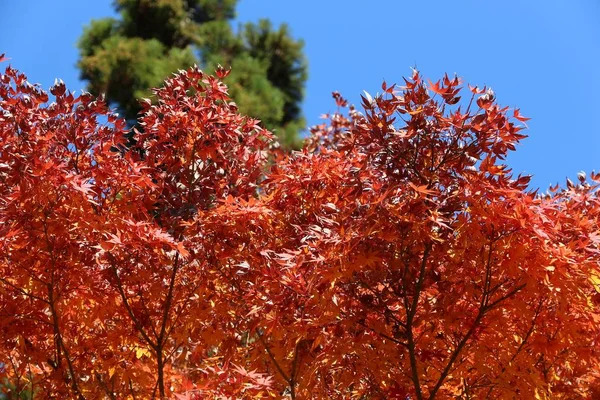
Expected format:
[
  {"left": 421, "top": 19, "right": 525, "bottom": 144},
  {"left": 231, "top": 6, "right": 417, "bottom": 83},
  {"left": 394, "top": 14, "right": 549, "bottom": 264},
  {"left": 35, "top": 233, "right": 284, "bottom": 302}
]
[
  {"left": 427, "top": 239, "right": 526, "bottom": 399},
  {"left": 107, "top": 253, "right": 157, "bottom": 351},
  {"left": 404, "top": 244, "right": 432, "bottom": 400},
  {"left": 257, "top": 330, "right": 291, "bottom": 383}
]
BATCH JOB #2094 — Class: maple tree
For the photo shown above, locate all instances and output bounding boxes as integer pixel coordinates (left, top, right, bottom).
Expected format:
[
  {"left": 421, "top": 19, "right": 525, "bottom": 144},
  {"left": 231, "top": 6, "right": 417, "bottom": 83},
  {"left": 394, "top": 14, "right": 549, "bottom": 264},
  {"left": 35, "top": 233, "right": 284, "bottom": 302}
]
[{"left": 1, "top": 53, "right": 600, "bottom": 399}]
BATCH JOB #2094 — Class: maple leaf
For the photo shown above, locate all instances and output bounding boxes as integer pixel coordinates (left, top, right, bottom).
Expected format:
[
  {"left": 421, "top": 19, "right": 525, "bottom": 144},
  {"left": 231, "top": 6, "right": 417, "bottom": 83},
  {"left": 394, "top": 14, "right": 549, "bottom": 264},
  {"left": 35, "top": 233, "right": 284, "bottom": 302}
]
[
  {"left": 173, "top": 392, "right": 192, "bottom": 400},
  {"left": 428, "top": 79, "right": 447, "bottom": 96},
  {"left": 71, "top": 179, "right": 94, "bottom": 195},
  {"left": 408, "top": 182, "right": 437, "bottom": 198},
  {"left": 513, "top": 108, "right": 531, "bottom": 123}
]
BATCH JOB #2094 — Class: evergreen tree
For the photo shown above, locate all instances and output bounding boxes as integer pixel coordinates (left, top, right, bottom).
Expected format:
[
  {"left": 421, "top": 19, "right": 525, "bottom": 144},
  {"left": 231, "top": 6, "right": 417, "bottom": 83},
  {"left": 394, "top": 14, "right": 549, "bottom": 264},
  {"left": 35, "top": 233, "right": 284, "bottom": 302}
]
[{"left": 77, "top": 0, "right": 307, "bottom": 149}]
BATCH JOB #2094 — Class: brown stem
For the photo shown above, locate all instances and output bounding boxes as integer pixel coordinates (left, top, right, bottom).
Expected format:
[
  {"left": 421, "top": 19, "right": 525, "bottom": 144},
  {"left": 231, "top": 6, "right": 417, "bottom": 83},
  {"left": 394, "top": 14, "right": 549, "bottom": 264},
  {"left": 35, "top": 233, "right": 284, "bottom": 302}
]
[
  {"left": 428, "top": 307, "right": 485, "bottom": 399},
  {"left": 0, "top": 277, "right": 49, "bottom": 304},
  {"left": 95, "top": 372, "right": 117, "bottom": 400},
  {"left": 428, "top": 285, "right": 525, "bottom": 397},
  {"left": 427, "top": 240, "right": 495, "bottom": 400},
  {"left": 404, "top": 244, "right": 432, "bottom": 400},
  {"left": 128, "top": 378, "right": 138, "bottom": 400},
  {"left": 107, "top": 255, "right": 157, "bottom": 351},
  {"left": 257, "top": 331, "right": 293, "bottom": 391},
  {"left": 155, "top": 252, "right": 180, "bottom": 399},
  {"left": 47, "top": 285, "right": 86, "bottom": 400},
  {"left": 484, "top": 298, "right": 543, "bottom": 399},
  {"left": 289, "top": 341, "right": 302, "bottom": 400},
  {"left": 356, "top": 319, "right": 408, "bottom": 348},
  {"left": 156, "top": 350, "right": 165, "bottom": 399}
]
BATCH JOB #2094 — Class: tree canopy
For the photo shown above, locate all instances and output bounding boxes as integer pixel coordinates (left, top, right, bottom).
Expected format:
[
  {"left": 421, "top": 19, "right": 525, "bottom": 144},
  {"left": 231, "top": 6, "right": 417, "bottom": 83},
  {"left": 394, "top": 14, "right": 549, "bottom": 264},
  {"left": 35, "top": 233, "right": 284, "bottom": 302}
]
[
  {"left": 77, "top": 0, "right": 307, "bottom": 149},
  {"left": 1, "top": 55, "right": 600, "bottom": 399}
]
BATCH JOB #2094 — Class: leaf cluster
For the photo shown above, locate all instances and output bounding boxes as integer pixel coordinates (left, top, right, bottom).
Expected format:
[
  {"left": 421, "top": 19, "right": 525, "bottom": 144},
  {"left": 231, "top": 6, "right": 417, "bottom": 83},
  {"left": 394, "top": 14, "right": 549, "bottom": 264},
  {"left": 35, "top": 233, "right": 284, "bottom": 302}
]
[{"left": 1, "top": 59, "right": 600, "bottom": 399}]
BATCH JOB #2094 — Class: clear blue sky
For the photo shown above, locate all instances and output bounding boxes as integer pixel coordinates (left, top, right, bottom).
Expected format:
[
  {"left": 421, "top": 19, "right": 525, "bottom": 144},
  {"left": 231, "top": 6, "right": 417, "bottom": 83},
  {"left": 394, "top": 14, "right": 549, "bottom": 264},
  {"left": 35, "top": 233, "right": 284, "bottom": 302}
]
[{"left": 1, "top": 0, "right": 599, "bottom": 190}]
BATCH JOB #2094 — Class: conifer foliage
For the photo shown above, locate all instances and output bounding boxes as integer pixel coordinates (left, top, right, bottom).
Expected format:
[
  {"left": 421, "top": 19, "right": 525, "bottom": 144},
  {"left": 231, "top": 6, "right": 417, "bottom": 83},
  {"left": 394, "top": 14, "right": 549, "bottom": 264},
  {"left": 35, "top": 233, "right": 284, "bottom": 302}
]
[
  {"left": 77, "top": 0, "right": 307, "bottom": 149},
  {"left": 1, "top": 56, "right": 600, "bottom": 399}
]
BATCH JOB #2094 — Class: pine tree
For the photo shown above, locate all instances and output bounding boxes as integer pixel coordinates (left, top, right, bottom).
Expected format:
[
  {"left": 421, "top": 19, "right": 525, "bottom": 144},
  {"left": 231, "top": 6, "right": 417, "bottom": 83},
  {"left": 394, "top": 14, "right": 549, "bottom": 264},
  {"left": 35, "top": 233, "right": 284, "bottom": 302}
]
[{"left": 77, "top": 0, "right": 307, "bottom": 149}]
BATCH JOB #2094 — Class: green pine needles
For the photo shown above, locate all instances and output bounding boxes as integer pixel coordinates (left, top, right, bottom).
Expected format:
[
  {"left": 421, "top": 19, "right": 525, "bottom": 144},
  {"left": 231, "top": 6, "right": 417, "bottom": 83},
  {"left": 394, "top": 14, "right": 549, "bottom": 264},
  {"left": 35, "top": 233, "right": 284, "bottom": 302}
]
[{"left": 77, "top": 0, "right": 308, "bottom": 150}]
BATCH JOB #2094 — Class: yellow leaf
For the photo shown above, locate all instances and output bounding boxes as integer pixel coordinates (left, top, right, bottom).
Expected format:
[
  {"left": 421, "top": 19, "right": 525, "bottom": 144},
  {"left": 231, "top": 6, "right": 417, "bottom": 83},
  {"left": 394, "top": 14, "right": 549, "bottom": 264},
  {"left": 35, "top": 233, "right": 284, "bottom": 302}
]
[
  {"left": 136, "top": 347, "right": 150, "bottom": 359},
  {"left": 513, "top": 334, "right": 522, "bottom": 344},
  {"left": 590, "top": 273, "right": 600, "bottom": 292}
]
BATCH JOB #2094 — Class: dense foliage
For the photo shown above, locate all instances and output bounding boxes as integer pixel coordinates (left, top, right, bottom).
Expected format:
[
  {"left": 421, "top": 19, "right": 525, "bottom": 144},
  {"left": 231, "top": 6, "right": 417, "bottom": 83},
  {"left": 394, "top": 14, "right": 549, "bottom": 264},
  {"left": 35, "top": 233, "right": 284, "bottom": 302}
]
[
  {"left": 77, "top": 0, "right": 307, "bottom": 149},
  {"left": 1, "top": 56, "right": 600, "bottom": 399}
]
